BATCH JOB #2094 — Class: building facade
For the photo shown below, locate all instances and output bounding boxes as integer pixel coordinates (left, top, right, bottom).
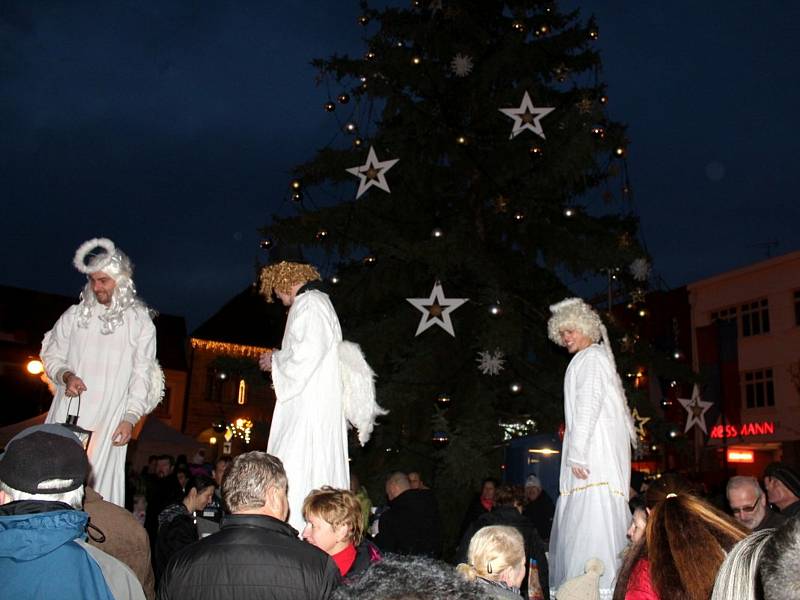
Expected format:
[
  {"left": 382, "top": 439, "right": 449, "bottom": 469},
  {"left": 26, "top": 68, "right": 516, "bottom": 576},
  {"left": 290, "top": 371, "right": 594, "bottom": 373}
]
[{"left": 688, "top": 251, "right": 800, "bottom": 476}]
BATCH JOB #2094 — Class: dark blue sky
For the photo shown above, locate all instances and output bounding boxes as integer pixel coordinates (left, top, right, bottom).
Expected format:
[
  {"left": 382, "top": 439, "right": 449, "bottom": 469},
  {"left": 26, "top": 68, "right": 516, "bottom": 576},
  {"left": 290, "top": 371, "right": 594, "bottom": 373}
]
[{"left": 2, "top": 1, "right": 799, "bottom": 329}]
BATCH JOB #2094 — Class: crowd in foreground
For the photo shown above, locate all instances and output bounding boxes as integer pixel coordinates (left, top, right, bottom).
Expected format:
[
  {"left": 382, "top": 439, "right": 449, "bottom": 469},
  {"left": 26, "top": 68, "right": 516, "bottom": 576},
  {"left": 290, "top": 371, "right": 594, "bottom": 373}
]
[{"left": 2, "top": 423, "right": 800, "bottom": 600}]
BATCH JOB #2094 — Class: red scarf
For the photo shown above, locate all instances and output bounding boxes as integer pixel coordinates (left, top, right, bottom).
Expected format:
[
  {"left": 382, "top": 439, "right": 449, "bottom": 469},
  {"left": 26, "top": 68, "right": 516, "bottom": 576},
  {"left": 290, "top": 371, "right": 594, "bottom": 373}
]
[{"left": 331, "top": 544, "right": 357, "bottom": 577}]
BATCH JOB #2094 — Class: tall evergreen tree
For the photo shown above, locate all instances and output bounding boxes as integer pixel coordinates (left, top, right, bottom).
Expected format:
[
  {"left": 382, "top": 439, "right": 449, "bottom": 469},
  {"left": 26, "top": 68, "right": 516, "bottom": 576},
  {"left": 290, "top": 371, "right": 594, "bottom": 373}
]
[{"left": 261, "top": 0, "right": 654, "bottom": 547}]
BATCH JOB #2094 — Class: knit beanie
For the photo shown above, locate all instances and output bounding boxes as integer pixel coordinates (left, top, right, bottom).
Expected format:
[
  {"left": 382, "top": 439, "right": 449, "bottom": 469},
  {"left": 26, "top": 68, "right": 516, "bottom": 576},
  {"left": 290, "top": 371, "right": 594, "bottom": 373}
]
[
  {"left": 555, "top": 558, "right": 604, "bottom": 600},
  {"left": 0, "top": 424, "right": 88, "bottom": 493}
]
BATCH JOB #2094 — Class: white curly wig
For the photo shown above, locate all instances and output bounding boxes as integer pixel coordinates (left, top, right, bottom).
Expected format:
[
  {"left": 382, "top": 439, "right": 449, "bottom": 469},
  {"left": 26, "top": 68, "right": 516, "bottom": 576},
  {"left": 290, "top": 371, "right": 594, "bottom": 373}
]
[
  {"left": 72, "top": 238, "right": 147, "bottom": 334},
  {"left": 547, "top": 298, "right": 603, "bottom": 346}
]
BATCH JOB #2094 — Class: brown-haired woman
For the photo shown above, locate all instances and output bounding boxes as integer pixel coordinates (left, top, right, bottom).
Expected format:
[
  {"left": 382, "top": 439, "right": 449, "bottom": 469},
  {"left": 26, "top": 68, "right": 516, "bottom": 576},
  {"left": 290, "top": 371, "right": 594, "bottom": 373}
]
[
  {"left": 613, "top": 473, "right": 748, "bottom": 600},
  {"left": 302, "top": 486, "right": 382, "bottom": 582}
]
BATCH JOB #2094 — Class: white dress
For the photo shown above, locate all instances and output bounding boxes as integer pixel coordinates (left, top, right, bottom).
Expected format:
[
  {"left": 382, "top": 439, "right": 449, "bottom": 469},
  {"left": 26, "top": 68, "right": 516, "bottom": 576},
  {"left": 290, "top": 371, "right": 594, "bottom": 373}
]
[
  {"left": 42, "top": 303, "right": 159, "bottom": 507},
  {"left": 549, "top": 344, "right": 631, "bottom": 599},
  {"left": 268, "top": 289, "right": 350, "bottom": 533}
]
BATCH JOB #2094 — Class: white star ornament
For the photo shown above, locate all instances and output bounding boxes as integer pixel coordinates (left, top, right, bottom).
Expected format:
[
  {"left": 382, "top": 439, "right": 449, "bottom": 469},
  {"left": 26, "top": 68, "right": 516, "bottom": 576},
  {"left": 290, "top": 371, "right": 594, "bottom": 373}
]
[{"left": 346, "top": 146, "right": 399, "bottom": 199}]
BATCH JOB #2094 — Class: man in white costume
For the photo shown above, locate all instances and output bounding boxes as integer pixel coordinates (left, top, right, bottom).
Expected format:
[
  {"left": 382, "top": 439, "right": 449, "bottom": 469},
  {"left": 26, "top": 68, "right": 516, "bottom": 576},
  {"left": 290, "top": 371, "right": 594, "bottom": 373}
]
[
  {"left": 42, "top": 238, "right": 163, "bottom": 507},
  {"left": 258, "top": 259, "right": 349, "bottom": 533},
  {"left": 546, "top": 298, "right": 637, "bottom": 599}
]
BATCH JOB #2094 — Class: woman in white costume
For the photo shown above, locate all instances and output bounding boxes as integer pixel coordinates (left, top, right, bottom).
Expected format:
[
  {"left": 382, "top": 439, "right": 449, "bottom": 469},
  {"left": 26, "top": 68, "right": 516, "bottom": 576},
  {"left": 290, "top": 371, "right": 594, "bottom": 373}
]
[
  {"left": 547, "top": 298, "right": 637, "bottom": 600},
  {"left": 258, "top": 260, "right": 349, "bottom": 534}
]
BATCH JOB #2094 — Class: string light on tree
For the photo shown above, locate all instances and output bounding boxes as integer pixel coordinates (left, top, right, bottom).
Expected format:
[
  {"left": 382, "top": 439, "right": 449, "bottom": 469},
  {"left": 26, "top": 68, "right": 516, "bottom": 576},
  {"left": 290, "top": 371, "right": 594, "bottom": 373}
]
[
  {"left": 259, "top": 239, "right": 273, "bottom": 250},
  {"left": 509, "top": 382, "right": 523, "bottom": 394},
  {"left": 324, "top": 101, "right": 336, "bottom": 112},
  {"left": 337, "top": 93, "right": 350, "bottom": 104}
]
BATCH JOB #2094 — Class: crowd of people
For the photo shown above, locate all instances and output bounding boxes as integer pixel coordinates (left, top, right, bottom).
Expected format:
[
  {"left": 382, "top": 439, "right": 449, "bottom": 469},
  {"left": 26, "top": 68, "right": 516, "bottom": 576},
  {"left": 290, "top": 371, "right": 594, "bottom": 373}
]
[
  {"left": 4, "top": 238, "right": 800, "bottom": 599},
  {"left": 3, "top": 421, "right": 800, "bottom": 600}
]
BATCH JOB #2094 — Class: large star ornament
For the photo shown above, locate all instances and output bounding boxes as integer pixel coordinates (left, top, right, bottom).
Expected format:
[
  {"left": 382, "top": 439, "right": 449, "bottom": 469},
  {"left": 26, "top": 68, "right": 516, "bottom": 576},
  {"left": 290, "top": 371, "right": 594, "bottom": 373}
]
[
  {"left": 498, "top": 91, "right": 555, "bottom": 140},
  {"left": 406, "top": 281, "right": 468, "bottom": 337},
  {"left": 346, "top": 146, "right": 399, "bottom": 199},
  {"left": 632, "top": 408, "right": 651, "bottom": 440},
  {"left": 678, "top": 384, "right": 713, "bottom": 434}
]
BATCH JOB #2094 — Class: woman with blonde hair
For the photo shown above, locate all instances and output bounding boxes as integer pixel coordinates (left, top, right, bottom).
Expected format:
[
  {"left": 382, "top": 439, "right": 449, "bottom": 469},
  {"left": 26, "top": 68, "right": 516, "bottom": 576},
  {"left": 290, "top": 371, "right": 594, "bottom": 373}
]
[
  {"left": 456, "top": 525, "right": 526, "bottom": 599},
  {"left": 302, "top": 486, "right": 381, "bottom": 582}
]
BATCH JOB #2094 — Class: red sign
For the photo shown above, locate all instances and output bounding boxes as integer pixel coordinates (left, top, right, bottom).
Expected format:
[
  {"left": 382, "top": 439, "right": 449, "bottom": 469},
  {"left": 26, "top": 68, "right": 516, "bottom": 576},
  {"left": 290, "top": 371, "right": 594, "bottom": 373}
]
[{"left": 710, "top": 421, "right": 775, "bottom": 439}]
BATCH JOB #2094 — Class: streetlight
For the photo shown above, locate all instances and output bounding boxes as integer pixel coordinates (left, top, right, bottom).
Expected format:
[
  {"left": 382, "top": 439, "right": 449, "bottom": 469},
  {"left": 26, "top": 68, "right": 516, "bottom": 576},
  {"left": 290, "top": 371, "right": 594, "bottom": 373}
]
[{"left": 26, "top": 359, "right": 44, "bottom": 375}]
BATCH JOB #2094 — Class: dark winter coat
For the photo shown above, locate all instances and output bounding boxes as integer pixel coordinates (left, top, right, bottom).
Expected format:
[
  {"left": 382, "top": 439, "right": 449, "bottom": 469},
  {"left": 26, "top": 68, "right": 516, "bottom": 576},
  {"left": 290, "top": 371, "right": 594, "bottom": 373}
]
[
  {"left": 157, "top": 513, "right": 339, "bottom": 600},
  {"left": 84, "top": 486, "right": 156, "bottom": 600},
  {"left": 153, "top": 503, "right": 198, "bottom": 583},
  {"left": 522, "top": 490, "right": 555, "bottom": 541},
  {"left": 754, "top": 507, "right": 787, "bottom": 532},
  {"left": 374, "top": 489, "right": 442, "bottom": 558},
  {"left": 343, "top": 539, "right": 382, "bottom": 583},
  {"left": 459, "top": 494, "right": 491, "bottom": 538},
  {"left": 457, "top": 505, "right": 550, "bottom": 600}
]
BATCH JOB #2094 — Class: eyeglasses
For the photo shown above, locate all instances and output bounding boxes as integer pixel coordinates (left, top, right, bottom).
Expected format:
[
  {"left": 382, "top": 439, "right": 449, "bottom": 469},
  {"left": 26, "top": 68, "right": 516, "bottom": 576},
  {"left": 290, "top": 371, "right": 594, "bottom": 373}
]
[{"left": 731, "top": 496, "right": 761, "bottom": 515}]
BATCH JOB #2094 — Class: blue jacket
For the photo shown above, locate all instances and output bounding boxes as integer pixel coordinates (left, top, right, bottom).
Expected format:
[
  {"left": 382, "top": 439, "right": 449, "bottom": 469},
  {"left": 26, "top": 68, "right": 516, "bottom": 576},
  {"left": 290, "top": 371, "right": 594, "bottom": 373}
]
[{"left": 0, "top": 500, "right": 115, "bottom": 599}]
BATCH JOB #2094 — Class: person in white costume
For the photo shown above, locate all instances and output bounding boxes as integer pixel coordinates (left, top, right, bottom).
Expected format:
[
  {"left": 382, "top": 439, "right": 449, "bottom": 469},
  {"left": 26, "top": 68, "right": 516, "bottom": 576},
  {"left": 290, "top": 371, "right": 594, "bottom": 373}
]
[
  {"left": 546, "top": 298, "right": 637, "bottom": 600},
  {"left": 41, "top": 238, "right": 163, "bottom": 507},
  {"left": 258, "top": 259, "right": 350, "bottom": 533}
]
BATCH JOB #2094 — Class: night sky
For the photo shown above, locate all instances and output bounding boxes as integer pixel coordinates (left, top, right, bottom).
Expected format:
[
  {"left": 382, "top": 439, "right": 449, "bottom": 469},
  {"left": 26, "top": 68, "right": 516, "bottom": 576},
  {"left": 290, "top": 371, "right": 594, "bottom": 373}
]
[{"left": 2, "top": 1, "right": 799, "bottom": 329}]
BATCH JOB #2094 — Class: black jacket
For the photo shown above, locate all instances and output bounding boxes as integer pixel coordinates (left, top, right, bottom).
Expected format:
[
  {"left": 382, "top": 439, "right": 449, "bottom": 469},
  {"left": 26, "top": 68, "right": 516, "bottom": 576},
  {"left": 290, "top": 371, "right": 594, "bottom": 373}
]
[
  {"left": 153, "top": 504, "right": 197, "bottom": 583},
  {"left": 374, "top": 489, "right": 442, "bottom": 558},
  {"left": 157, "top": 513, "right": 339, "bottom": 600},
  {"left": 456, "top": 506, "right": 550, "bottom": 600},
  {"left": 522, "top": 491, "right": 555, "bottom": 541}
]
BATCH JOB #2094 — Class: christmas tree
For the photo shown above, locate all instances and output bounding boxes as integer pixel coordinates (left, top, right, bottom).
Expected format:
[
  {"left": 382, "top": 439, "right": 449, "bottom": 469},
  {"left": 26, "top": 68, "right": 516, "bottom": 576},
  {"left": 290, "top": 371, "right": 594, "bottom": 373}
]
[{"left": 261, "top": 0, "right": 654, "bottom": 548}]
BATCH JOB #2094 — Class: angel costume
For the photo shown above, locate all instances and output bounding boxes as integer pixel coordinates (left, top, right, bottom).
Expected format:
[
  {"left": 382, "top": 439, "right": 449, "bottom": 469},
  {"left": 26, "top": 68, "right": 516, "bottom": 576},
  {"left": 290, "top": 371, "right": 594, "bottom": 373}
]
[
  {"left": 267, "top": 285, "right": 350, "bottom": 533},
  {"left": 42, "top": 238, "right": 162, "bottom": 507},
  {"left": 547, "top": 299, "right": 635, "bottom": 600}
]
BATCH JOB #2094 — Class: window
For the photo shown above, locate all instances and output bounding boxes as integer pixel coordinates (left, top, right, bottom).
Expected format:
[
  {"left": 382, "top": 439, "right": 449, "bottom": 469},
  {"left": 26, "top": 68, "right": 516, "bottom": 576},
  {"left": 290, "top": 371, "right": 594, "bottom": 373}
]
[
  {"left": 743, "top": 369, "right": 775, "bottom": 408},
  {"left": 711, "top": 306, "right": 737, "bottom": 323},
  {"left": 794, "top": 290, "right": 800, "bottom": 326},
  {"left": 741, "top": 299, "right": 769, "bottom": 337}
]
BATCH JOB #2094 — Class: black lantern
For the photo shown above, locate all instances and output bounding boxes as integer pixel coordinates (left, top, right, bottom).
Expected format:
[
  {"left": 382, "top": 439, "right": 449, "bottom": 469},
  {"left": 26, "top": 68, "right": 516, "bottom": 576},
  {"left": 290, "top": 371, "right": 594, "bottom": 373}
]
[{"left": 62, "top": 395, "right": 92, "bottom": 450}]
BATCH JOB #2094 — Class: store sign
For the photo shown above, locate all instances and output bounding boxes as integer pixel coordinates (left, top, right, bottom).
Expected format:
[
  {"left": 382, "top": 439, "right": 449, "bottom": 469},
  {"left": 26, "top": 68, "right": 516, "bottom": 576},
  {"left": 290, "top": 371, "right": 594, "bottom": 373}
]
[
  {"left": 709, "top": 421, "right": 775, "bottom": 439},
  {"left": 727, "top": 449, "right": 754, "bottom": 463}
]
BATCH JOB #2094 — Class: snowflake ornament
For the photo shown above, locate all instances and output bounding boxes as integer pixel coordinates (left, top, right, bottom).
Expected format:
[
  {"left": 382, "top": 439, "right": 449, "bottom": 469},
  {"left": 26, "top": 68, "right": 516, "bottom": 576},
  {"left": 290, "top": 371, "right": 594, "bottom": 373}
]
[
  {"left": 450, "top": 54, "right": 473, "bottom": 77},
  {"left": 629, "top": 258, "right": 651, "bottom": 282},
  {"left": 476, "top": 349, "right": 505, "bottom": 376}
]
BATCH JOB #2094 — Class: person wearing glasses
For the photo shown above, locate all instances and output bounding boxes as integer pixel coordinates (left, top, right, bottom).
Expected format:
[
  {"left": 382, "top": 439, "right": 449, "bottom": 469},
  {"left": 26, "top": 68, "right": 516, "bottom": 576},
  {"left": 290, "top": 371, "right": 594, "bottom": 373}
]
[{"left": 726, "top": 476, "right": 786, "bottom": 532}]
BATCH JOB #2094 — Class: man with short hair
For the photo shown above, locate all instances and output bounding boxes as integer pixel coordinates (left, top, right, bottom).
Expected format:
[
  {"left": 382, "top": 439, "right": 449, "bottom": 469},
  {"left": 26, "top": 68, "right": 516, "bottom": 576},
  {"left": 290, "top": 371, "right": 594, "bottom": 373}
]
[
  {"left": 726, "top": 475, "right": 786, "bottom": 531},
  {"left": 522, "top": 474, "right": 555, "bottom": 541},
  {"left": 375, "top": 472, "right": 442, "bottom": 558},
  {"left": 204, "top": 456, "right": 233, "bottom": 522},
  {"left": 407, "top": 471, "right": 429, "bottom": 490},
  {"left": 41, "top": 238, "right": 163, "bottom": 507},
  {"left": 0, "top": 424, "right": 145, "bottom": 599},
  {"left": 764, "top": 463, "right": 800, "bottom": 518},
  {"left": 759, "top": 515, "right": 800, "bottom": 600},
  {"left": 158, "top": 451, "right": 339, "bottom": 600}
]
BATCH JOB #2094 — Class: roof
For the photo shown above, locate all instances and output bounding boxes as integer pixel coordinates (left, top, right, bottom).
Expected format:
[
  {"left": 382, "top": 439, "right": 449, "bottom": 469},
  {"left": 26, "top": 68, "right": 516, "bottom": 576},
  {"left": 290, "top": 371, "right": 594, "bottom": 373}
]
[
  {"left": 0, "top": 284, "right": 188, "bottom": 371},
  {"left": 191, "top": 285, "right": 286, "bottom": 348},
  {"left": 687, "top": 249, "right": 800, "bottom": 291}
]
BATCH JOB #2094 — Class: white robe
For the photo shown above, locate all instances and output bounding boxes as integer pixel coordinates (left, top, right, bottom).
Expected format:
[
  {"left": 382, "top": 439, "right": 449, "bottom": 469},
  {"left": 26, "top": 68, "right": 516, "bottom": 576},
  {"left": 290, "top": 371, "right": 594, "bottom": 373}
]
[
  {"left": 268, "top": 289, "right": 349, "bottom": 533},
  {"left": 549, "top": 344, "right": 631, "bottom": 599},
  {"left": 42, "top": 303, "right": 158, "bottom": 507}
]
